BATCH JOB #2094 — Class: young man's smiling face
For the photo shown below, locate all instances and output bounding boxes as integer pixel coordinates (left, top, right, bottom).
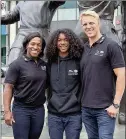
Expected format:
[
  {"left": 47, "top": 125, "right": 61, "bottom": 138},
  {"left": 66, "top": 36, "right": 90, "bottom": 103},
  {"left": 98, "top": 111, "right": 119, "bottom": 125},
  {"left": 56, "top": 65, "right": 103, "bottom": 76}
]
[{"left": 81, "top": 15, "right": 100, "bottom": 39}]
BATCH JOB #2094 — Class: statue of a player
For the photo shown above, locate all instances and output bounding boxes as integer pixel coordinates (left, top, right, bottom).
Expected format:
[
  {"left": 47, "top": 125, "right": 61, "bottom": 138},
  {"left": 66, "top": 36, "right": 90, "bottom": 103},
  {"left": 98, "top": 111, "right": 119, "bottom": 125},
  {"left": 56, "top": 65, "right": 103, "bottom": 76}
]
[
  {"left": 75, "top": 1, "right": 125, "bottom": 125},
  {"left": 1, "top": 1, "right": 65, "bottom": 65}
]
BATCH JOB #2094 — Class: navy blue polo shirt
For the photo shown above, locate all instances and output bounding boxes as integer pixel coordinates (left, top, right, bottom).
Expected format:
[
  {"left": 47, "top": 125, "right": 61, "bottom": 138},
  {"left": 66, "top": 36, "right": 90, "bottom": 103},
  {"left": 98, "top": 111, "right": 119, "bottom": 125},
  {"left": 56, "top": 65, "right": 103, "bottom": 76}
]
[
  {"left": 80, "top": 36, "right": 125, "bottom": 108},
  {"left": 4, "top": 56, "right": 47, "bottom": 107}
]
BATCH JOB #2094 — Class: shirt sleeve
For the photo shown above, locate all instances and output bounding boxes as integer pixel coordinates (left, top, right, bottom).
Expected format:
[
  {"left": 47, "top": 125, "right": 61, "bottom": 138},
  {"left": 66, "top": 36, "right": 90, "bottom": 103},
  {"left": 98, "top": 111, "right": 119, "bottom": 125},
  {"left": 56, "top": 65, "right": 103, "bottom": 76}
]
[
  {"left": 108, "top": 41, "right": 125, "bottom": 69},
  {"left": 4, "top": 61, "right": 20, "bottom": 85}
]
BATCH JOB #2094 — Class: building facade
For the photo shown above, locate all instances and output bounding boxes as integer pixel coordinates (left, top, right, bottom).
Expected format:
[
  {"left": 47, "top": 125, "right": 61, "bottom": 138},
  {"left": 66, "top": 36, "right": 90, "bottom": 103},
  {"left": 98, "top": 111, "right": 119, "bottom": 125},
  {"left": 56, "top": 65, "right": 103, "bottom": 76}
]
[
  {"left": 1, "top": 1, "right": 18, "bottom": 64},
  {"left": 1, "top": 1, "right": 8, "bottom": 64}
]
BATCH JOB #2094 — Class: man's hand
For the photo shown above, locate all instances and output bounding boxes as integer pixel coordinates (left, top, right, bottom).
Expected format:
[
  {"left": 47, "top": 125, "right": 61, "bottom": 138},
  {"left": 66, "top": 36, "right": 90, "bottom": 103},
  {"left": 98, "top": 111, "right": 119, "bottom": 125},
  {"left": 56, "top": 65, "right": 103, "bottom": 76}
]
[
  {"left": 105, "top": 105, "right": 119, "bottom": 118},
  {"left": 4, "top": 111, "right": 15, "bottom": 126}
]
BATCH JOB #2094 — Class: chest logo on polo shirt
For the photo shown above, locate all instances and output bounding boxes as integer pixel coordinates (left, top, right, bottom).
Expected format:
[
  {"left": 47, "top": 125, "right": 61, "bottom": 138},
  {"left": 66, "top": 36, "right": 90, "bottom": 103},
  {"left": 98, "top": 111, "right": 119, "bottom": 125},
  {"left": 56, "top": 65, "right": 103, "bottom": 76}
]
[
  {"left": 41, "top": 66, "right": 46, "bottom": 71},
  {"left": 94, "top": 50, "right": 104, "bottom": 56},
  {"left": 68, "top": 69, "right": 78, "bottom": 75}
]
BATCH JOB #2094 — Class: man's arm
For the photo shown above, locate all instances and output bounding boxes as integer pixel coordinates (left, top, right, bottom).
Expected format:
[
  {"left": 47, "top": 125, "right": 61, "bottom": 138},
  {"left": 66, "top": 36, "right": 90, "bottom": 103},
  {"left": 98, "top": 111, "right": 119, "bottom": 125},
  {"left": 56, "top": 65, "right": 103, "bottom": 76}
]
[
  {"left": 106, "top": 67, "right": 125, "bottom": 118},
  {"left": 105, "top": 42, "right": 125, "bottom": 118},
  {"left": 1, "top": 4, "right": 20, "bottom": 25},
  {"left": 113, "top": 67, "right": 125, "bottom": 105},
  {"left": 108, "top": 42, "right": 126, "bottom": 105}
]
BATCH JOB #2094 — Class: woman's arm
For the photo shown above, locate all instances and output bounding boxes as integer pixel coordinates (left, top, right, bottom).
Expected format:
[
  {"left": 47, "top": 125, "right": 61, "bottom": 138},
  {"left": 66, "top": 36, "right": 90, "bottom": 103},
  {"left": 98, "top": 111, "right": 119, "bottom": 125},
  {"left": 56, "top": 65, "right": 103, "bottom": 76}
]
[
  {"left": 3, "top": 83, "right": 15, "bottom": 126},
  {"left": 3, "top": 60, "right": 20, "bottom": 125}
]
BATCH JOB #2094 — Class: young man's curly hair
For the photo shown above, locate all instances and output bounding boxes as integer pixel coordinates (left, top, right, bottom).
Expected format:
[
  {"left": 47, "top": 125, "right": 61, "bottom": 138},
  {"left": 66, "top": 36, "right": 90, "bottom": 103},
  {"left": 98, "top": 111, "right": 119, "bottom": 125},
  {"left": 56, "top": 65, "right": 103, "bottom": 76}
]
[{"left": 46, "top": 28, "right": 83, "bottom": 62}]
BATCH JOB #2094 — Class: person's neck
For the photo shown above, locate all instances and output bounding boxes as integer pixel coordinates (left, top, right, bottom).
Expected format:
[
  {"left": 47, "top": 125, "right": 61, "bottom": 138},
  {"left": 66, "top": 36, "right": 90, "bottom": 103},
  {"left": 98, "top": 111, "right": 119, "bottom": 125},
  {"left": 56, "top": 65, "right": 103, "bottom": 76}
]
[
  {"left": 59, "top": 52, "right": 69, "bottom": 58},
  {"left": 89, "top": 33, "right": 102, "bottom": 47},
  {"left": 26, "top": 54, "right": 38, "bottom": 63}
]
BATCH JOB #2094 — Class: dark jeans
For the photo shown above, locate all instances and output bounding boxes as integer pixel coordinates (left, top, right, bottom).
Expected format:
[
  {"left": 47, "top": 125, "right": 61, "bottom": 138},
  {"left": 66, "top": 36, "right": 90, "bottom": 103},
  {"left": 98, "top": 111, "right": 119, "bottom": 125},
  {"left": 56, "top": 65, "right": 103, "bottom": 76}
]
[
  {"left": 12, "top": 104, "right": 45, "bottom": 139},
  {"left": 82, "top": 107, "right": 116, "bottom": 139},
  {"left": 48, "top": 113, "right": 82, "bottom": 139}
]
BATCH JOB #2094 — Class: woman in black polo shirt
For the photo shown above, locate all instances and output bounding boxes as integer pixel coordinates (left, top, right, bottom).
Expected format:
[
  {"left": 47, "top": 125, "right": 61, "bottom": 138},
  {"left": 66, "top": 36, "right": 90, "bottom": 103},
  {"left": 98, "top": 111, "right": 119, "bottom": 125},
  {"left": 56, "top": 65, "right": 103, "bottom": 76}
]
[{"left": 3, "top": 32, "right": 47, "bottom": 139}]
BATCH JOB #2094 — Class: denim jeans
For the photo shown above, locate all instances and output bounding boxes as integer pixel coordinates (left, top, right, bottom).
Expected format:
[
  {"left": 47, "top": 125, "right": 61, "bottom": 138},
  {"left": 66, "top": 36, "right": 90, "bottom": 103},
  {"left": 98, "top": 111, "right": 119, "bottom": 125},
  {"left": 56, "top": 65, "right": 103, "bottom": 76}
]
[
  {"left": 48, "top": 113, "right": 82, "bottom": 139},
  {"left": 82, "top": 107, "right": 116, "bottom": 139},
  {"left": 12, "top": 104, "right": 45, "bottom": 139}
]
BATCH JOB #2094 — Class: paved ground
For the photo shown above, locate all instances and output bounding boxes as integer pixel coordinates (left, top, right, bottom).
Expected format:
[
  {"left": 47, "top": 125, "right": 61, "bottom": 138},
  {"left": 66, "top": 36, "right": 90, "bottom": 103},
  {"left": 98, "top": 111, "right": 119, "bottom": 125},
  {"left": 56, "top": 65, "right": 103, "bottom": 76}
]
[{"left": 1, "top": 119, "right": 125, "bottom": 139}]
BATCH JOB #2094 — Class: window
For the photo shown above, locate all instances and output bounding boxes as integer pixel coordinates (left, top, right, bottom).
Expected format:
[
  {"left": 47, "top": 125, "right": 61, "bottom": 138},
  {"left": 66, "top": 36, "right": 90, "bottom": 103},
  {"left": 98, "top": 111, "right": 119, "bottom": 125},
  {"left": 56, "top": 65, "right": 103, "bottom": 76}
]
[
  {"left": 1, "top": 35, "right": 6, "bottom": 64},
  {"left": 59, "top": 1, "right": 77, "bottom": 9},
  {"left": 1, "top": 25, "right": 7, "bottom": 64},
  {"left": 1, "top": 25, "right": 7, "bottom": 35},
  {"left": 1, "top": 1, "right": 9, "bottom": 64},
  {"left": 58, "top": 9, "right": 77, "bottom": 21},
  {"left": 1, "top": 35, "right": 6, "bottom": 48},
  {"left": 1, "top": 47, "right": 6, "bottom": 64}
]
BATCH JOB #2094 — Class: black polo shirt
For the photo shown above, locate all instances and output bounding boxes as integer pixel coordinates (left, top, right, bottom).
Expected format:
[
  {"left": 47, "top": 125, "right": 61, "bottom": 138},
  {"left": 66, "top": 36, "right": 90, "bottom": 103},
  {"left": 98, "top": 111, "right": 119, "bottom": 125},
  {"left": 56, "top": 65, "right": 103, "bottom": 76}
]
[
  {"left": 80, "top": 36, "right": 125, "bottom": 108},
  {"left": 4, "top": 56, "right": 47, "bottom": 107}
]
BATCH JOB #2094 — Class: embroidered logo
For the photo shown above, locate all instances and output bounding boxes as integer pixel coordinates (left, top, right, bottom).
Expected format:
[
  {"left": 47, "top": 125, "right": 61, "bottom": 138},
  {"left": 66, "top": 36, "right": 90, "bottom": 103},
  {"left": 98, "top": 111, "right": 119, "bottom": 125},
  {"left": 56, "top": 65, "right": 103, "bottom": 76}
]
[
  {"left": 74, "top": 70, "right": 78, "bottom": 75},
  {"left": 41, "top": 66, "right": 46, "bottom": 71},
  {"left": 94, "top": 50, "right": 104, "bottom": 56},
  {"left": 68, "top": 69, "right": 78, "bottom": 75}
]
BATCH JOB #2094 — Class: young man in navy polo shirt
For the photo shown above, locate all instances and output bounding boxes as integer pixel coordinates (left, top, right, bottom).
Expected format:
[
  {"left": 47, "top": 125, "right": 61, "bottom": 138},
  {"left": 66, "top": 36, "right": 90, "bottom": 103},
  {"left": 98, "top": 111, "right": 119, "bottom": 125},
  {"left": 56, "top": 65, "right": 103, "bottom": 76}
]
[{"left": 80, "top": 10, "right": 125, "bottom": 139}]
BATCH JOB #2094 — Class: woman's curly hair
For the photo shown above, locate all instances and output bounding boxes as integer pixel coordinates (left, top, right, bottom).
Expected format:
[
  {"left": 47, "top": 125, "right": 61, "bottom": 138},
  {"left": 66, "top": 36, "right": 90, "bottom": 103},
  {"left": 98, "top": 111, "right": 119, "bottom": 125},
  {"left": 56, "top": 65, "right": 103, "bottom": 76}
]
[{"left": 46, "top": 28, "right": 83, "bottom": 62}]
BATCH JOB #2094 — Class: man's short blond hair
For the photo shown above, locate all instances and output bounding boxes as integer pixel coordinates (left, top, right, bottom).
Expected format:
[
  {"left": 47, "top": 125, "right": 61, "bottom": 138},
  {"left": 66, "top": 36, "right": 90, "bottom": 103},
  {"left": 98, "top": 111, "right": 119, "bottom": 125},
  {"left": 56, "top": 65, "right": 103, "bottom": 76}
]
[{"left": 80, "top": 10, "right": 100, "bottom": 21}]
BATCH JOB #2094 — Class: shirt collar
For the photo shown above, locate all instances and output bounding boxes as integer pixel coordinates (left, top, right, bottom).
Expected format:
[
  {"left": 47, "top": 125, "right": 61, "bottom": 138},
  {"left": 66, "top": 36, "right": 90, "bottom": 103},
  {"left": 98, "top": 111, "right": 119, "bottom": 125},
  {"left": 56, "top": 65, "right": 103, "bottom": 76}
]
[
  {"left": 86, "top": 35, "right": 105, "bottom": 47},
  {"left": 22, "top": 55, "right": 41, "bottom": 62},
  {"left": 95, "top": 35, "right": 105, "bottom": 44}
]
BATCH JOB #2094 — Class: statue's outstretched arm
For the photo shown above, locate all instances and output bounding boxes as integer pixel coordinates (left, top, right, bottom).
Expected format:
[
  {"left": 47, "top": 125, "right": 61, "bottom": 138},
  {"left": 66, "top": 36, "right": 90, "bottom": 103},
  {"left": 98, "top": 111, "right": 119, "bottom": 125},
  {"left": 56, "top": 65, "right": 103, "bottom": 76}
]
[
  {"left": 1, "top": 5, "right": 20, "bottom": 25},
  {"left": 49, "top": 1, "right": 65, "bottom": 10}
]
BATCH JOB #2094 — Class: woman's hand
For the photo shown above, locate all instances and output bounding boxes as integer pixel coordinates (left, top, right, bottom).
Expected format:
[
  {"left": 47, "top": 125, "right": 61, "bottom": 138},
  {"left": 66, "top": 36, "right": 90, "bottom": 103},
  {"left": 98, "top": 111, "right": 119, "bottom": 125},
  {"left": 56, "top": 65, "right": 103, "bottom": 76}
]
[{"left": 4, "top": 111, "right": 15, "bottom": 126}]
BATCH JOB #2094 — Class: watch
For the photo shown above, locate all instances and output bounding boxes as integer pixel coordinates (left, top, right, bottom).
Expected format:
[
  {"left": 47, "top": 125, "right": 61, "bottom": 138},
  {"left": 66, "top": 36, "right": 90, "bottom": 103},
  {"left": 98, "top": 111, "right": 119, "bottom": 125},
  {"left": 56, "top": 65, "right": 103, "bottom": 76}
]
[{"left": 112, "top": 103, "right": 120, "bottom": 109}]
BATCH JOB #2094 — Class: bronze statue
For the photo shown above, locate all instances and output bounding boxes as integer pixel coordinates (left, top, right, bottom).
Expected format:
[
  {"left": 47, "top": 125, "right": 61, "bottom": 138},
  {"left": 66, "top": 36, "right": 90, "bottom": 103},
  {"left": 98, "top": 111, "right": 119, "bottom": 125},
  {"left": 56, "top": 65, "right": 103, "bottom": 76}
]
[
  {"left": 1, "top": 1, "right": 65, "bottom": 65},
  {"left": 75, "top": 1, "right": 125, "bottom": 125}
]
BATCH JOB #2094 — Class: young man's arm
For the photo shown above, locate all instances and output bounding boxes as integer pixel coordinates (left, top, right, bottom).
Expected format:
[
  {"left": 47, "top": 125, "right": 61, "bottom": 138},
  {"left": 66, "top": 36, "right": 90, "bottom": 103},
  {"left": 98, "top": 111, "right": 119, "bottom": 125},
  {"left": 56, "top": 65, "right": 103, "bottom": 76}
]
[
  {"left": 106, "top": 67, "right": 125, "bottom": 118},
  {"left": 106, "top": 42, "right": 125, "bottom": 118},
  {"left": 113, "top": 67, "right": 125, "bottom": 105}
]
